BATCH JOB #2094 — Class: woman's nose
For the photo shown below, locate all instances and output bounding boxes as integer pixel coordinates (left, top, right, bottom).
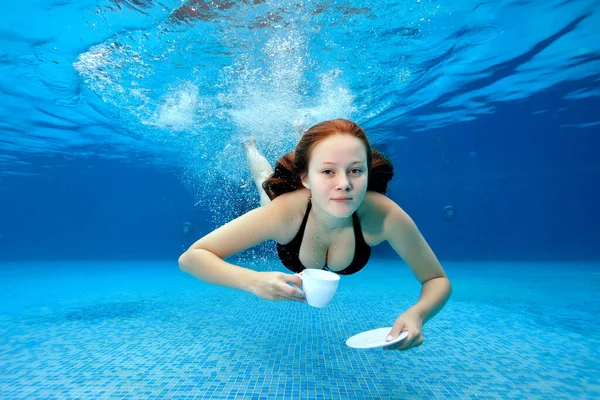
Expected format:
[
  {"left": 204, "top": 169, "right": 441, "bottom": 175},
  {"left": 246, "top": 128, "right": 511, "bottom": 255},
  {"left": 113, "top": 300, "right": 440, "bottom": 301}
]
[{"left": 336, "top": 175, "right": 352, "bottom": 190}]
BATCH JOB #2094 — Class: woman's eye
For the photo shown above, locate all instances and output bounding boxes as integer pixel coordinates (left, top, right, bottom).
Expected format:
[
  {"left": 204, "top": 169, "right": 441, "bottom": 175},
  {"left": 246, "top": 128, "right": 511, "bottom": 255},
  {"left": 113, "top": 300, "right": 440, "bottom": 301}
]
[{"left": 322, "top": 168, "right": 362, "bottom": 175}]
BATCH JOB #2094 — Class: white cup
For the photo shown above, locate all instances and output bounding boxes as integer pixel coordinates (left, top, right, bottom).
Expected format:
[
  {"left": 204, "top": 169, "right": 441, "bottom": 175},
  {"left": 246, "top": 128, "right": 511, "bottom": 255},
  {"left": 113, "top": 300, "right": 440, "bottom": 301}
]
[{"left": 297, "top": 269, "right": 340, "bottom": 308}]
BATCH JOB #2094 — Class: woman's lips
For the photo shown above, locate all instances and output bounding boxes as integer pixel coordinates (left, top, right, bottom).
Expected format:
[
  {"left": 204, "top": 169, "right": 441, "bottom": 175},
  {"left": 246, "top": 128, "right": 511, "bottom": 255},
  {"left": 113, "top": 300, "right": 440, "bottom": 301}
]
[{"left": 331, "top": 198, "right": 352, "bottom": 203}]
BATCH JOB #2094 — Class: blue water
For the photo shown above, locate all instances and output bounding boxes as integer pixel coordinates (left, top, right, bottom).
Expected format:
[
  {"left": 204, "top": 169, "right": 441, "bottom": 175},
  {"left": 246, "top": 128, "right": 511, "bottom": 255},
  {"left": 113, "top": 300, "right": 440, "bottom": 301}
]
[
  {"left": 1, "top": 0, "right": 600, "bottom": 398},
  {"left": 1, "top": 260, "right": 599, "bottom": 398}
]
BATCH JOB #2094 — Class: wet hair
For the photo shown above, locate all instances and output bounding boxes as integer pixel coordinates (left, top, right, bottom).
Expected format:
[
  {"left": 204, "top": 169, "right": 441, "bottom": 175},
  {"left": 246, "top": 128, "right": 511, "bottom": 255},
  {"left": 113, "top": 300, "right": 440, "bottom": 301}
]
[{"left": 263, "top": 118, "right": 394, "bottom": 200}]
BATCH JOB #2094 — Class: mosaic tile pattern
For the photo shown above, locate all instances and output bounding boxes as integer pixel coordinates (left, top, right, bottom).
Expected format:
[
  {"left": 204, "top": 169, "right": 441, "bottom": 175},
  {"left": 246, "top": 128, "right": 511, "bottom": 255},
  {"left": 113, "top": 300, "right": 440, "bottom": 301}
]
[{"left": 0, "top": 260, "right": 599, "bottom": 399}]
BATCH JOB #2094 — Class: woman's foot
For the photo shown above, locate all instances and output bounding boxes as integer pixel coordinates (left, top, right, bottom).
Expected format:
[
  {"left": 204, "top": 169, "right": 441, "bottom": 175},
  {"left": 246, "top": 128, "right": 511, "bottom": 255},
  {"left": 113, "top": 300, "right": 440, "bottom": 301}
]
[
  {"left": 242, "top": 136, "right": 257, "bottom": 152},
  {"left": 292, "top": 119, "right": 308, "bottom": 134},
  {"left": 242, "top": 136, "right": 273, "bottom": 207}
]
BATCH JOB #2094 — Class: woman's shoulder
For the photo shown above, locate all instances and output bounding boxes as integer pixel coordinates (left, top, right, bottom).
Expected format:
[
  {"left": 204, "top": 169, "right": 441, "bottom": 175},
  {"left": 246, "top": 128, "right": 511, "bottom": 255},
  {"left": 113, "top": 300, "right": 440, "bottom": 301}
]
[
  {"left": 357, "top": 191, "right": 403, "bottom": 243},
  {"left": 262, "top": 188, "right": 311, "bottom": 242},
  {"left": 359, "top": 191, "right": 399, "bottom": 215},
  {"left": 270, "top": 188, "right": 311, "bottom": 213}
]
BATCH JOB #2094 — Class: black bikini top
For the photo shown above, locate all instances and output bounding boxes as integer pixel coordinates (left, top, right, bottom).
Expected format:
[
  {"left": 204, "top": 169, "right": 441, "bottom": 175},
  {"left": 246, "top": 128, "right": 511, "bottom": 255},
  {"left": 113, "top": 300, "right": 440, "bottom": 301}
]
[{"left": 276, "top": 199, "right": 371, "bottom": 275}]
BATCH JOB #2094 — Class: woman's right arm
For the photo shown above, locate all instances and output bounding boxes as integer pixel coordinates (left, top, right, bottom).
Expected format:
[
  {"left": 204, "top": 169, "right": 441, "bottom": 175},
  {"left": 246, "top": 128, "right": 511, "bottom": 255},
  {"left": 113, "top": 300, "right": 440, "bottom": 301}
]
[{"left": 178, "top": 195, "right": 305, "bottom": 301}]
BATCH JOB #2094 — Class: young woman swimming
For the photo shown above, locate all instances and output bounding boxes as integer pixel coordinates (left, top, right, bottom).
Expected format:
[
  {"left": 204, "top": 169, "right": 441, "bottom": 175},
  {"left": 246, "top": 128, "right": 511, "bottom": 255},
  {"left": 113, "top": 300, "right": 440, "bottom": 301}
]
[{"left": 178, "top": 119, "right": 451, "bottom": 351}]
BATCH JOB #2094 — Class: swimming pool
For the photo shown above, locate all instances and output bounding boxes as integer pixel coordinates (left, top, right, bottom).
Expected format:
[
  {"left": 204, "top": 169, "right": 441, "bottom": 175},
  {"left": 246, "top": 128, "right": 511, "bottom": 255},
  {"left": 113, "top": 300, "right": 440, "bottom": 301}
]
[
  {"left": 1, "top": 259, "right": 598, "bottom": 398},
  {"left": 1, "top": 0, "right": 599, "bottom": 398}
]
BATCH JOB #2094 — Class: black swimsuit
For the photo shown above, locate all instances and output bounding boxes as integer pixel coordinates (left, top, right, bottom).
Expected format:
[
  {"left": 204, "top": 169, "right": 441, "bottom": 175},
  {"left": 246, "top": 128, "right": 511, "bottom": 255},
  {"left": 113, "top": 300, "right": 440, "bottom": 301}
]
[{"left": 277, "top": 199, "right": 371, "bottom": 275}]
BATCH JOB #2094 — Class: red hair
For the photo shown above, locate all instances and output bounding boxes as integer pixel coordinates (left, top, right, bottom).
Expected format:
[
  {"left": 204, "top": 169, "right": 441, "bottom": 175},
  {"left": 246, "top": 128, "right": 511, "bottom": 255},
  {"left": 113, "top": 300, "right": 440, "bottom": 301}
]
[{"left": 263, "top": 119, "right": 394, "bottom": 200}]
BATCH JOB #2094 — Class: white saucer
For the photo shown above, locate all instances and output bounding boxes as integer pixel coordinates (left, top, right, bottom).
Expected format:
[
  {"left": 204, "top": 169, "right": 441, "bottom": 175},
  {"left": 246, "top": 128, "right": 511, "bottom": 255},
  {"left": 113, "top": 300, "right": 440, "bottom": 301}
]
[{"left": 346, "top": 327, "right": 409, "bottom": 349}]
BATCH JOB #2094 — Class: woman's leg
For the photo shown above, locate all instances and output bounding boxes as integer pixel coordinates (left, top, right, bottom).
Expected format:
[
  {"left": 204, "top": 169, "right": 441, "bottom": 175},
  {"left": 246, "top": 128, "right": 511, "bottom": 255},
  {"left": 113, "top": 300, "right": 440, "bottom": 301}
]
[{"left": 243, "top": 137, "right": 274, "bottom": 207}]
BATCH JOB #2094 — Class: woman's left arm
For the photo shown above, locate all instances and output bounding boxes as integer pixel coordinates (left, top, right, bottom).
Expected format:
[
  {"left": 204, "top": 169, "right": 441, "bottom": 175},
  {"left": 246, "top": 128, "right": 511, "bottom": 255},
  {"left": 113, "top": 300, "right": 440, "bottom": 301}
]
[{"left": 382, "top": 204, "right": 452, "bottom": 351}]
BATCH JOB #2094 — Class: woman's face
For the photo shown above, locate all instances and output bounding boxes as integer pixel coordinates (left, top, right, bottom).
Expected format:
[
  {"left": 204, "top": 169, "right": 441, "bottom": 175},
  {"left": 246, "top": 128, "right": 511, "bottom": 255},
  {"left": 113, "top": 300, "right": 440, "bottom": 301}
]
[{"left": 301, "top": 133, "right": 369, "bottom": 218}]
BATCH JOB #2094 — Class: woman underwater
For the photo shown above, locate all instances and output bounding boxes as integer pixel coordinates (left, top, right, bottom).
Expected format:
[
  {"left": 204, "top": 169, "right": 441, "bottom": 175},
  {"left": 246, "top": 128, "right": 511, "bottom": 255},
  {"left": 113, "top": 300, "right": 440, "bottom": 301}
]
[{"left": 178, "top": 119, "right": 451, "bottom": 351}]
